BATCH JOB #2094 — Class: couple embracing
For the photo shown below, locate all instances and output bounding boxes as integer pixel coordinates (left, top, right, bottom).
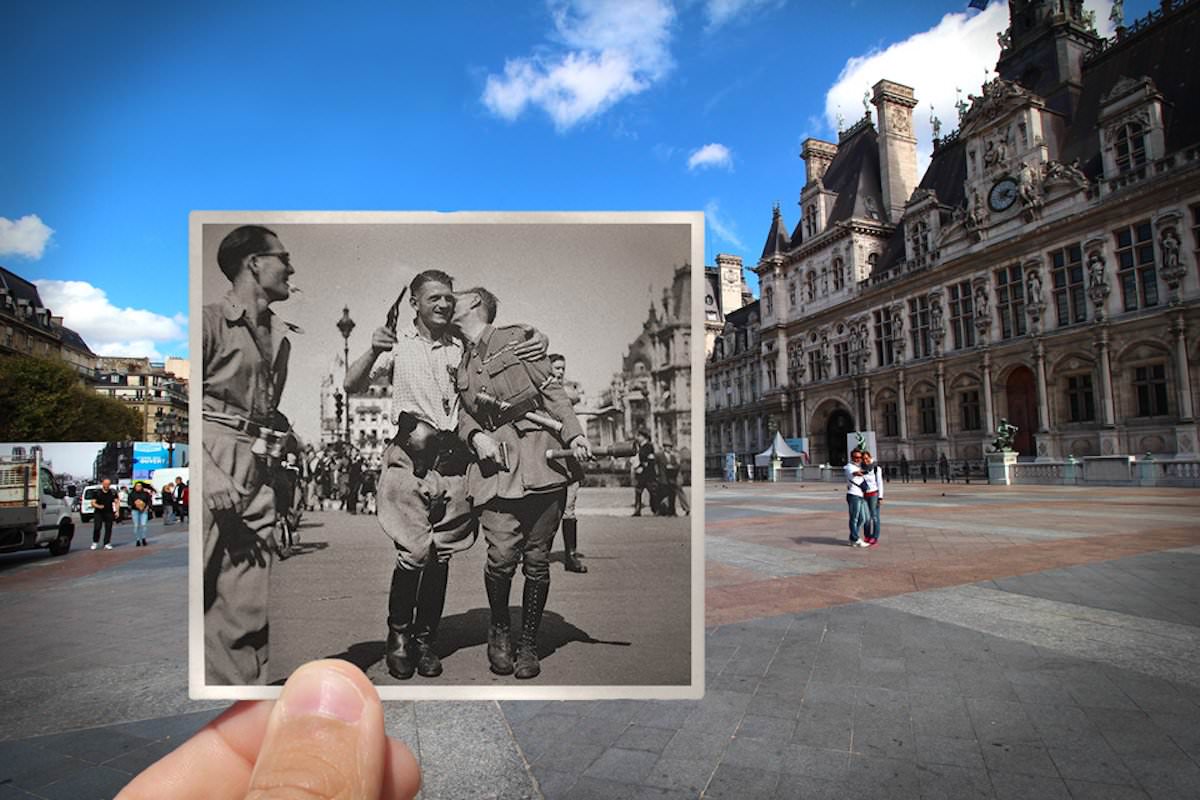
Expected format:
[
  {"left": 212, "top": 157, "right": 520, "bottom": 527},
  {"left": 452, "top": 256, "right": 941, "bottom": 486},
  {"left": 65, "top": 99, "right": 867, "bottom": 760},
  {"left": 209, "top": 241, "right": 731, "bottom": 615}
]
[{"left": 843, "top": 448, "right": 884, "bottom": 548}]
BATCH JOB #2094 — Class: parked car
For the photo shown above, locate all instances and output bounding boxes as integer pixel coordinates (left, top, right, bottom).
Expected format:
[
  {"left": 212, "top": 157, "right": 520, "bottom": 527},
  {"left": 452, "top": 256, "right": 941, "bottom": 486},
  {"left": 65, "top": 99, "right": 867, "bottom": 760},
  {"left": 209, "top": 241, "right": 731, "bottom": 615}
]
[{"left": 81, "top": 484, "right": 131, "bottom": 523}]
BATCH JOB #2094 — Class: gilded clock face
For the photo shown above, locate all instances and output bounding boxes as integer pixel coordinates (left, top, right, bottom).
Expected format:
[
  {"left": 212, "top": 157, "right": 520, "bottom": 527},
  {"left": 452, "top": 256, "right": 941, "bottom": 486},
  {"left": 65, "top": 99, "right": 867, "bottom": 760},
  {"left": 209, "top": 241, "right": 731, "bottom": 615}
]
[{"left": 988, "top": 177, "right": 1018, "bottom": 212}]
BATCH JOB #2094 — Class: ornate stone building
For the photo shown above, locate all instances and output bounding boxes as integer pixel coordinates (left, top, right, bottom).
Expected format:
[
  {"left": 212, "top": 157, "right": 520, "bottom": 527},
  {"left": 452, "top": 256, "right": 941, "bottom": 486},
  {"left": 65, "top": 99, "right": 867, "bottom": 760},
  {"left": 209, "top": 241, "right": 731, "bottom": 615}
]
[
  {"left": 715, "top": 0, "right": 1200, "bottom": 468},
  {"left": 589, "top": 263, "right": 692, "bottom": 453}
]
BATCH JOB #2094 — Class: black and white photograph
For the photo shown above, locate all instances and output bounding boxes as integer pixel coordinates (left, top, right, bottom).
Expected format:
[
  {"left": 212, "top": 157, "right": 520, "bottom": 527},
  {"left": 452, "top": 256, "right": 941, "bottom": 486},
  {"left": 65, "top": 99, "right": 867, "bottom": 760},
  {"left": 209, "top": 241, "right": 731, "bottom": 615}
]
[{"left": 189, "top": 212, "right": 703, "bottom": 700}]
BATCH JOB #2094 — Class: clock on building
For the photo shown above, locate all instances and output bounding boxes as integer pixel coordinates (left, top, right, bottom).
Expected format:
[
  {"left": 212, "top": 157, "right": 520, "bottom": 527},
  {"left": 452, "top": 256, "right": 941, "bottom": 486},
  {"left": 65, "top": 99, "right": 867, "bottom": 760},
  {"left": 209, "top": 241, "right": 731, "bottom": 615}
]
[{"left": 988, "top": 177, "right": 1018, "bottom": 212}]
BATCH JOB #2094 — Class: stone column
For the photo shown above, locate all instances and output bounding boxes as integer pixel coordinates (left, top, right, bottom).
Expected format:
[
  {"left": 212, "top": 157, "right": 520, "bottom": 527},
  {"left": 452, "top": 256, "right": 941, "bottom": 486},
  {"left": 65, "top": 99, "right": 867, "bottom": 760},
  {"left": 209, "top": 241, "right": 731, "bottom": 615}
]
[
  {"left": 981, "top": 350, "right": 995, "bottom": 437},
  {"left": 1094, "top": 327, "right": 1116, "bottom": 427},
  {"left": 1033, "top": 339, "right": 1053, "bottom": 461},
  {"left": 796, "top": 390, "right": 807, "bottom": 438},
  {"left": 1172, "top": 314, "right": 1195, "bottom": 421},
  {"left": 776, "top": 330, "right": 789, "bottom": 390},
  {"left": 935, "top": 361, "right": 949, "bottom": 440},
  {"left": 863, "top": 377, "right": 874, "bottom": 431},
  {"left": 897, "top": 370, "right": 909, "bottom": 441}
]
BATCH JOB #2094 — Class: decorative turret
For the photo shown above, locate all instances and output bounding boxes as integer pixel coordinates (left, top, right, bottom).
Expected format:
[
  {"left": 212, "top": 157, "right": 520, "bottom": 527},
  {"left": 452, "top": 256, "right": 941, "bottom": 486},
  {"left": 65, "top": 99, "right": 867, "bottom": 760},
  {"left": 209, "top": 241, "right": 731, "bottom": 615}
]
[
  {"left": 872, "top": 80, "right": 919, "bottom": 224},
  {"left": 997, "top": 0, "right": 1101, "bottom": 122},
  {"left": 760, "top": 204, "right": 790, "bottom": 260}
]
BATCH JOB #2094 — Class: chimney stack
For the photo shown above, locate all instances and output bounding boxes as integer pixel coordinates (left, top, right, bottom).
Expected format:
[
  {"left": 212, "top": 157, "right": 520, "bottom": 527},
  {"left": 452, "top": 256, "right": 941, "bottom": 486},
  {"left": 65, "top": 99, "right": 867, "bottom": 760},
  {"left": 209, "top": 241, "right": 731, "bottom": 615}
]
[
  {"left": 872, "top": 79, "right": 919, "bottom": 223},
  {"left": 801, "top": 138, "right": 838, "bottom": 185}
]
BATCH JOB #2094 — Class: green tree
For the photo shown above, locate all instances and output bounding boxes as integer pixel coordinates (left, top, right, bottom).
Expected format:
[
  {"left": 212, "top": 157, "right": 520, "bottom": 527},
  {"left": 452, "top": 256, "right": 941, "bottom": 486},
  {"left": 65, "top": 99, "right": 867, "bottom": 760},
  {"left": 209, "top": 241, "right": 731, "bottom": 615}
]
[{"left": 0, "top": 355, "right": 143, "bottom": 441}]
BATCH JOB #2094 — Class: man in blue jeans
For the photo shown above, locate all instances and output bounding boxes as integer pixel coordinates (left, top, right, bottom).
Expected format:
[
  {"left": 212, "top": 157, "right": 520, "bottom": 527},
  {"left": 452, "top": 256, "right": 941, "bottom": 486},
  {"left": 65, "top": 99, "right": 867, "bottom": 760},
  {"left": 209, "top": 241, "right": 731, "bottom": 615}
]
[{"left": 844, "top": 449, "right": 869, "bottom": 547}]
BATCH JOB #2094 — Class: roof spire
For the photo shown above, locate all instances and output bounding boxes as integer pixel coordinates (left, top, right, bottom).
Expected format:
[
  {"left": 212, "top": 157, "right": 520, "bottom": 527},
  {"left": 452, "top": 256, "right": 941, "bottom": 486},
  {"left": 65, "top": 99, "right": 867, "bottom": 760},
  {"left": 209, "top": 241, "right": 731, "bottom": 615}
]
[{"left": 760, "top": 203, "right": 791, "bottom": 260}]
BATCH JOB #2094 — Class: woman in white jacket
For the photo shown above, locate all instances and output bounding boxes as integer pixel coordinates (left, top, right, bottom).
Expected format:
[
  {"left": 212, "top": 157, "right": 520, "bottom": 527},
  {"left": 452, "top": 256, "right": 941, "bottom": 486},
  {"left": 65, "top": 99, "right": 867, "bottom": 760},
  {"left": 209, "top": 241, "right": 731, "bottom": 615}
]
[{"left": 860, "top": 451, "right": 884, "bottom": 547}]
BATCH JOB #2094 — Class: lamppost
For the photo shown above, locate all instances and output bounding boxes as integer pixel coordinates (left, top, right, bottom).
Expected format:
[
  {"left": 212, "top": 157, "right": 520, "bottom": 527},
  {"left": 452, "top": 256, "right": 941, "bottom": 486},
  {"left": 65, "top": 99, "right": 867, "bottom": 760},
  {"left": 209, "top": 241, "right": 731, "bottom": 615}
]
[
  {"left": 336, "top": 306, "right": 356, "bottom": 445},
  {"left": 157, "top": 410, "right": 179, "bottom": 467}
]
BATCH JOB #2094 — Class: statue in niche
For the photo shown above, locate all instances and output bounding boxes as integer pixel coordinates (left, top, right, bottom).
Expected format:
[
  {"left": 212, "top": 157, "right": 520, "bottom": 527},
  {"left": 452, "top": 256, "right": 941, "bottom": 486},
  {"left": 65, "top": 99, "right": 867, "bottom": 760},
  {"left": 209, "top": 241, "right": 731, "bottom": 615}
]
[
  {"left": 974, "top": 283, "right": 990, "bottom": 319},
  {"left": 1026, "top": 270, "right": 1043, "bottom": 306},
  {"left": 1017, "top": 160, "right": 1041, "bottom": 209},
  {"left": 1161, "top": 228, "right": 1181, "bottom": 274},
  {"left": 1087, "top": 251, "right": 1107, "bottom": 291}
]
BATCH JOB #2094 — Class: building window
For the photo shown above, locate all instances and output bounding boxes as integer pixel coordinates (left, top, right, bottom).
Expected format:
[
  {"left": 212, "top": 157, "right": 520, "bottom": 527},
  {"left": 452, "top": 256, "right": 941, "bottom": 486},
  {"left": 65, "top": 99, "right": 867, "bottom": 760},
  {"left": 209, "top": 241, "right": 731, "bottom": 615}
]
[
  {"left": 1114, "top": 221, "right": 1158, "bottom": 311},
  {"left": 995, "top": 265, "right": 1027, "bottom": 340},
  {"left": 766, "top": 361, "right": 777, "bottom": 390},
  {"left": 959, "top": 390, "right": 981, "bottom": 431},
  {"left": 918, "top": 396, "right": 937, "bottom": 435},
  {"left": 1051, "top": 244, "right": 1087, "bottom": 326},
  {"left": 765, "top": 287, "right": 774, "bottom": 316},
  {"left": 805, "top": 204, "right": 818, "bottom": 237},
  {"left": 1066, "top": 374, "right": 1096, "bottom": 422},
  {"left": 788, "top": 281, "right": 796, "bottom": 308},
  {"left": 1133, "top": 364, "right": 1168, "bottom": 417},
  {"left": 834, "top": 341, "right": 850, "bottom": 377},
  {"left": 873, "top": 309, "right": 896, "bottom": 366},
  {"left": 1114, "top": 121, "right": 1147, "bottom": 172},
  {"left": 908, "top": 296, "right": 931, "bottom": 359},
  {"left": 807, "top": 350, "right": 821, "bottom": 381},
  {"left": 833, "top": 258, "right": 845, "bottom": 291},
  {"left": 805, "top": 271, "right": 816, "bottom": 302},
  {"left": 947, "top": 281, "right": 975, "bottom": 350},
  {"left": 882, "top": 401, "right": 899, "bottom": 437}
]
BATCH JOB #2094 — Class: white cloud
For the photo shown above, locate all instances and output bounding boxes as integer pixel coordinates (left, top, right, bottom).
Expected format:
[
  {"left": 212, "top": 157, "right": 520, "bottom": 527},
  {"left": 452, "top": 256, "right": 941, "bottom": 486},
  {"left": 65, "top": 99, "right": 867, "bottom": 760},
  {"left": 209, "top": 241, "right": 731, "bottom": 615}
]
[
  {"left": 482, "top": 0, "right": 675, "bottom": 131},
  {"left": 825, "top": 1, "right": 1116, "bottom": 173},
  {"left": 0, "top": 214, "right": 54, "bottom": 259},
  {"left": 34, "top": 280, "right": 187, "bottom": 361},
  {"left": 704, "top": 199, "right": 746, "bottom": 250},
  {"left": 687, "top": 142, "right": 734, "bottom": 171},
  {"left": 703, "top": 0, "right": 785, "bottom": 31}
]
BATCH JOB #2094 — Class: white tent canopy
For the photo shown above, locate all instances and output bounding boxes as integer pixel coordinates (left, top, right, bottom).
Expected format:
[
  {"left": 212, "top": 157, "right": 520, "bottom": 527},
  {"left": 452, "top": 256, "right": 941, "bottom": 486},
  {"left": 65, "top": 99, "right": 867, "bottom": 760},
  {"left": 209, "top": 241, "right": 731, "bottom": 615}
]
[{"left": 754, "top": 433, "right": 807, "bottom": 466}]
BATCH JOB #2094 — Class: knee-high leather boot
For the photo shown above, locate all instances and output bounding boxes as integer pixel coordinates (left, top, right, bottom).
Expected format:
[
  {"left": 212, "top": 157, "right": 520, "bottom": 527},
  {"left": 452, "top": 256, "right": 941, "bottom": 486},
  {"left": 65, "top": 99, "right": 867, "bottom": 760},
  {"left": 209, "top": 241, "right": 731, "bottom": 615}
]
[
  {"left": 562, "top": 519, "right": 587, "bottom": 573},
  {"left": 386, "top": 567, "right": 421, "bottom": 680},
  {"left": 412, "top": 560, "right": 449, "bottom": 677},
  {"left": 514, "top": 578, "right": 550, "bottom": 679},
  {"left": 485, "top": 572, "right": 515, "bottom": 675}
]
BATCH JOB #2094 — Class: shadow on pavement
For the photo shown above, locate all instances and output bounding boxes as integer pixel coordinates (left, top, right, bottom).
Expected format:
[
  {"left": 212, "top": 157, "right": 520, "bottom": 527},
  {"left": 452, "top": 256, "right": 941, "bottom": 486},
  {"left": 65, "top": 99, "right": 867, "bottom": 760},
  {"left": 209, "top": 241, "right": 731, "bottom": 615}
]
[{"left": 319, "top": 608, "right": 631, "bottom": 677}]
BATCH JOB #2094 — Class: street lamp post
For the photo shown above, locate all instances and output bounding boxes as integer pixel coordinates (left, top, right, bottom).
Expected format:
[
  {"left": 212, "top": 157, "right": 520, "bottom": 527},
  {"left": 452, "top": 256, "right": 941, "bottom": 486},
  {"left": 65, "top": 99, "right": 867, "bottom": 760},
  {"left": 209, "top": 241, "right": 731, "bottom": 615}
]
[{"left": 336, "top": 306, "right": 356, "bottom": 445}]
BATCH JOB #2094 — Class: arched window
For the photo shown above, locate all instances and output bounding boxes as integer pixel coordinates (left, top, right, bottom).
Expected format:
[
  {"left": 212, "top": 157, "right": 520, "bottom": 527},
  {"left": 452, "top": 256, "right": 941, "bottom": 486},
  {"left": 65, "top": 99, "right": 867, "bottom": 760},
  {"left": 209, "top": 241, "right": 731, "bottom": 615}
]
[{"left": 1115, "top": 121, "right": 1147, "bottom": 172}]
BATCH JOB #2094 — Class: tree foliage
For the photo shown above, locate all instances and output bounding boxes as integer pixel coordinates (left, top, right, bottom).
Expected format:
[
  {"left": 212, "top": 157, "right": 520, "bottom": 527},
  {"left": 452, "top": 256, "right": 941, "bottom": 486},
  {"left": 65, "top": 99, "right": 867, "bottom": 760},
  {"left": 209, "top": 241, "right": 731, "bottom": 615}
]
[{"left": 0, "top": 355, "right": 143, "bottom": 441}]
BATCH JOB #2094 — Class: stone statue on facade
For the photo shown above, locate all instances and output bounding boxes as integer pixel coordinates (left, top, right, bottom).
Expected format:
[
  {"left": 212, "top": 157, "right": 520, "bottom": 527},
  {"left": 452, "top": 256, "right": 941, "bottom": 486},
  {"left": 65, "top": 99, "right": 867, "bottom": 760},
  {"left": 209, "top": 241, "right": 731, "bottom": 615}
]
[
  {"left": 991, "top": 418, "right": 1018, "bottom": 452},
  {"left": 1042, "top": 159, "right": 1088, "bottom": 188},
  {"left": 1110, "top": 0, "right": 1124, "bottom": 27},
  {"left": 955, "top": 88, "right": 968, "bottom": 122},
  {"left": 931, "top": 105, "right": 942, "bottom": 140},
  {"left": 863, "top": 90, "right": 871, "bottom": 118},
  {"left": 1026, "top": 269, "right": 1043, "bottom": 307},
  {"left": 1161, "top": 227, "right": 1182, "bottom": 274}
]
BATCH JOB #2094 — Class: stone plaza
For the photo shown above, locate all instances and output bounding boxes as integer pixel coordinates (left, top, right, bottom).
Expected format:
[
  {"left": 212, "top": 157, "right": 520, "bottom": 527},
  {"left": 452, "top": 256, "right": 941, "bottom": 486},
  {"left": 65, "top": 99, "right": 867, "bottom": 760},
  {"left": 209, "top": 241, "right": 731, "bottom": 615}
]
[{"left": 2, "top": 480, "right": 1198, "bottom": 798}]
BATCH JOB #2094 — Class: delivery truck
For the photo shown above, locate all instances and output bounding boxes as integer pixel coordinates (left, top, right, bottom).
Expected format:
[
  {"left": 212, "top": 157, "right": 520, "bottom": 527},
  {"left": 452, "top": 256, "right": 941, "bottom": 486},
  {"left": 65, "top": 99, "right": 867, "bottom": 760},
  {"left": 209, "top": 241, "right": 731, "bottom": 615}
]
[{"left": 0, "top": 451, "right": 76, "bottom": 557}]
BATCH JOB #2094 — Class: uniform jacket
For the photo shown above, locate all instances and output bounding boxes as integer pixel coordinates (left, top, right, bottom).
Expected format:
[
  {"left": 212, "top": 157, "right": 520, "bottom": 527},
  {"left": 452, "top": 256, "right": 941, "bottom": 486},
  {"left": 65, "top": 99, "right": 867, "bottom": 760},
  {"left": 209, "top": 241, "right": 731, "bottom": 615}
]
[
  {"left": 457, "top": 324, "right": 585, "bottom": 502},
  {"left": 202, "top": 292, "right": 298, "bottom": 428}
]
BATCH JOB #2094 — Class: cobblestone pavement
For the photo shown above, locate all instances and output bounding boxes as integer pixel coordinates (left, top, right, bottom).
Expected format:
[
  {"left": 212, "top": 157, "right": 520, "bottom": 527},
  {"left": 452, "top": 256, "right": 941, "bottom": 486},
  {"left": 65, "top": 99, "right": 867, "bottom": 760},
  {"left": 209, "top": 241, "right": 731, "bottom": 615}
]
[{"left": 3, "top": 482, "right": 1199, "bottom": 798}]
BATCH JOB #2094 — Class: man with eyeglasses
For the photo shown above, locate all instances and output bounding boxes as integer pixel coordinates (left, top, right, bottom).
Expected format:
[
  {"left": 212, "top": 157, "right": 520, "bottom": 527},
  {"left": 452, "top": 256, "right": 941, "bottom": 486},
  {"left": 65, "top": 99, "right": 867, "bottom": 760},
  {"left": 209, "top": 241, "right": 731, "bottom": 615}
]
[{"left": 201, "top": 224, "right": 301, "bottom": 685}]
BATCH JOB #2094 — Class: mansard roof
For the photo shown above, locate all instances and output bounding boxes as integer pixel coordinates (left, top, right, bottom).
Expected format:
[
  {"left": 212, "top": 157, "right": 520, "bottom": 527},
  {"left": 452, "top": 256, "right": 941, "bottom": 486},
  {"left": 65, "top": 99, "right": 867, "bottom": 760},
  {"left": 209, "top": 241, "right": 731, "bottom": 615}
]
[
  {"left": 760, "top": 205, "right": 790, "bottom": 259},
  {"left": 1062, "top": 0, "right": 1200, "bottom": 175},
  {"left": 824, "top": 125, "right": 885, "bottom": 226},
  {"left": 0, "top": 266, "right": 46, "bottom": 309},
  {"left": 58, "top": 326, "right": 94, "bottom": 355},
  {"left": 918, "top": 135, "right": 968, "bottom": 210}
]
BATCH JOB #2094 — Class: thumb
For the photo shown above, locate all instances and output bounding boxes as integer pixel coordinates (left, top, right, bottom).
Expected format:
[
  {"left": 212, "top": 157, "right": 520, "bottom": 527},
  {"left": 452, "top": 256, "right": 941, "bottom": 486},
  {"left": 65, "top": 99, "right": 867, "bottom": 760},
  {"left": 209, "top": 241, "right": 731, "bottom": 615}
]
[{"left": 247, "top": 660, "right": 386, "bottom": 800}]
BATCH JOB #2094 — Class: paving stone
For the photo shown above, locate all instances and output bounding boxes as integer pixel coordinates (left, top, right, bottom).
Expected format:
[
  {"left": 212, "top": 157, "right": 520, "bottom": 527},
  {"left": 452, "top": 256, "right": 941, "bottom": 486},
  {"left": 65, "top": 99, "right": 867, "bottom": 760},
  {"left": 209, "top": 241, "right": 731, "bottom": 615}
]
[
  {"left": 915, "top": 733, "right": 986, "bottom": 770},
  {"left": 562, "top": 776, "right": 638, "bottom": 800},
  {"left": 642, "top": 755, "right": 712, "bottom": 794},
  {"left": 1120, "top": 754, "right": 1200, "bottom": 800},
  {"left": 703, "top": 763, "right": 780, "bottom": 798},
  {"left": 27, "top": 727, "right": 152, "bottom": 765},
  {"left": 721, "top": 734, "right": 789, "bottom": 772},
  {"left": 915, "top": 762, "right": 995, "bottom": 799},
  {"left": 989, "top": 770, "right": 1071, "bottom": 800},
  {"left": 0, "top": 741, "right": 90, "bottom": 791},
  {"left": 580, "top": 747, "right": 659, "bottom": 785},
  {"left": 1061, "top": 780, "right": 1151, "bottom": 799},
  {"left": 790, "top": 713, "right": 852, "bottom": 751},
  {"left": 842, "top": 753, "right": 921, "bottom": 798},
  {"left": 771, "top": 772, "right": 850, "bottom": 800},
  {"left": 630, "top": 701, "right": 695, "bottom": 730},
  {"left": 981, "top": 741, "right": 1060, "bottom": 778},
  {"left": 735, "top": 714, "right": 795, "bottom": 741},
  {"left": 34, "top": 765, "right": 132, "bottom": 800},
  {"left": 534, "top": 768, "right": 579, "bottom": 800},
  {"left": 777, "top": 742, "right": 850, "bottom": 781},
  {"left": 659, "top": 729, "right": 729, "bottom": 762},
  {"left": 611, "top": 725, "right": 675, "bottom": 754}
]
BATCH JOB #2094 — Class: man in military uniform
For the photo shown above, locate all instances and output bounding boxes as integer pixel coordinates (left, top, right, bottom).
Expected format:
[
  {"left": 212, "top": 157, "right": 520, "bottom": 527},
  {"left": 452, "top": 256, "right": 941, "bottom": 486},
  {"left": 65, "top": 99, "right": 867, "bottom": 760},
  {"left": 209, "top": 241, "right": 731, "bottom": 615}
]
[
  {"left": 632, "top": 429, "right": 658, "bottom": 516},
  {"left": 659, "top": 440, "right": 688, "bottom": 516},
  {"left": 548, "top": 353, "right": 587, "bottom": 574},
  {"left": 454, "top": 288, "right": 592, "bottom": 679},
  {"left": 202, "top": 224, "right": 299, "bottom": 685},
  {"left": 345, "top": 271, "right": 548, "bottom": 680}
]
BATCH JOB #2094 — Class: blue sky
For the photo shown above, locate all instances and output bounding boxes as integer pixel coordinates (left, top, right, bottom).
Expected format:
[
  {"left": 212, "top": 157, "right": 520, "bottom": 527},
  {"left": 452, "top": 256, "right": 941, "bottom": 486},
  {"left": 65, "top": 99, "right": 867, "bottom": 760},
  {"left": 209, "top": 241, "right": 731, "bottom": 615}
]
[{"left": 2, "top": 0, "right": 1151, "bottom": 360}]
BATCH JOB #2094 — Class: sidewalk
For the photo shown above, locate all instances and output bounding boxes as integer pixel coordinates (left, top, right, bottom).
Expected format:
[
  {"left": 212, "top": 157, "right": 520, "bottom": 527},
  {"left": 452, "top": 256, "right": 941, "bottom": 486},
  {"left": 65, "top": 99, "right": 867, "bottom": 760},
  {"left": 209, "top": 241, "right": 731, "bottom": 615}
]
[{"left": 2, "top": 483, "right": 1199, "bottom": 798}]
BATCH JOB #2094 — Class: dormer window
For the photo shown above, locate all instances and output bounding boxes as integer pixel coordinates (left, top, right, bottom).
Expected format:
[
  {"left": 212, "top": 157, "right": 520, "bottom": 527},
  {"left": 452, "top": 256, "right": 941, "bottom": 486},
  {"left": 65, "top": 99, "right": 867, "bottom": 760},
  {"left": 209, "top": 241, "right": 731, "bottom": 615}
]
[
  {"left": 804, "top": 204, "right": 818, "bottom": 237},
  {"left": 1114, "top": 121, "right": 1147, "bottom": 172},
  {"left": 832, "top": 258, "right": 845, "bottom": 292},
  {"left": 764, "top": 287, "right": 774, "bottom": 316}
]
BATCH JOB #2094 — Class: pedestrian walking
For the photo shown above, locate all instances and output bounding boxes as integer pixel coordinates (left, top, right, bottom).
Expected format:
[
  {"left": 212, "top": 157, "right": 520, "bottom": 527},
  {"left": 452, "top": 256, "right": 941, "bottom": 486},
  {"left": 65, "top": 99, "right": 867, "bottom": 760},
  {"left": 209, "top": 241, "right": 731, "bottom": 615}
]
[
  {"left": 899, "top": 453, "right": 910, "bottom": 484},
  {"left": 201, "top": 224, "right": 299, "bottom": 685},
  {"left": 548, "top": 354, "right": 587, "bottom": 573},
  {"left": 129, "top": 481, "right": 153, "bottom": 546},
  {"left": 90, "top": 478, "right": 119, "bottom": 550},
  {"left": 454, "top": 286, "right": 593, "bottom": 679},
  {"left": 844, "top": 449, "right": 869, "bottom": 547},
  {"left": 860, "top": 451, "right": 884, "bottom": 547},
  {"left": 659, "top": 441, "right": 688, "bottom": 516},
  {"left": 347, "top": 456, "right": 363, "bottom": 515},
  {"left": 939, "top": 453, "right": 951, "bottom": 483},
  {"left": 161, "top": 482, "right": 176, "bottom": 524},
  {"left": 631, "top": 429, "right": 658, "bottom": 516}
]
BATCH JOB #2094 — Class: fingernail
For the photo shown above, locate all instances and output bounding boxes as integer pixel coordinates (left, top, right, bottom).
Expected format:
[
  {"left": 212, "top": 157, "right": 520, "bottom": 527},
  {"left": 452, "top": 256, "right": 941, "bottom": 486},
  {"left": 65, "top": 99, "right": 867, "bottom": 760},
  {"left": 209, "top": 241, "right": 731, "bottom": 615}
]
[{"left": 282, "top": 666, "right": 364, "bottom": 724}]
